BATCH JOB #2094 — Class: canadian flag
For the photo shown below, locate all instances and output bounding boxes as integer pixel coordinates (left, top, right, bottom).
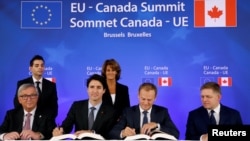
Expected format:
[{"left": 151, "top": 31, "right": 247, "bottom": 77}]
[
  {"left": 45, "top": 77, "right": 56, "bottom": 83},
  {"left": 158, "top": 77, "right": 172, "bottom": 86},
  {"left": 194, "top": 0, "right": 237, "bottom": 27},
  {"left": 218, "top": 77, "right": 232, "bottom": 86}
]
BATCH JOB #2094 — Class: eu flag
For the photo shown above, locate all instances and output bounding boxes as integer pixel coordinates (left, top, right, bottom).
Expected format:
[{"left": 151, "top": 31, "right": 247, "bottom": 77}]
[
  {"left": 200, "top": 77, "right": 215, "bottom": 86},
  {"left": 142, "top": 78, "right": 154, "bottom": 83},
  {"left": 21, "top": 1, "right": 62, "bottom": 29}
]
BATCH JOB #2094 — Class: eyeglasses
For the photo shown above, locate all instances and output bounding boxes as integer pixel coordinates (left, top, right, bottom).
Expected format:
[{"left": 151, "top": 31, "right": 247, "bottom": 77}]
[{"left": 19, "top": 94, "right": 38, "bottom": 100}]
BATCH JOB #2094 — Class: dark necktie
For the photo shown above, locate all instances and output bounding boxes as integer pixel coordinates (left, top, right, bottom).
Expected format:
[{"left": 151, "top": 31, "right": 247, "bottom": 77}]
[
  {"left": 35, "top": 81, "right": 42, "bottom": 95},
  {"left": 88, "top": 107, "right": 96, "bottom": 129},
  {"left": 209, "top": 110, "right": 216, "bottom": 125},
  {"left": 142, "top": 111, "right": 148, "bottom": 126}
]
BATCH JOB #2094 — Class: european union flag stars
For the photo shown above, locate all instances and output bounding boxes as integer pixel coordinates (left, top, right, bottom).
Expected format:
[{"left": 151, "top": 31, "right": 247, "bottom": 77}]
[{"left": 21, "top": 1, "right": 62, "bottom": 29}]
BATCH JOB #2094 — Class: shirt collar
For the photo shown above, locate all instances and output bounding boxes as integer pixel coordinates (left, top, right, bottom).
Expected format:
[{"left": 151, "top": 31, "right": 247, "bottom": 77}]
[
  {"left": 88, "top": 101, "right": 102, "bottom": 111},
  {"left": 208, "top": 104, "right": 221, "bottom": 114},
  {"left": 23, "top": 107, "right": 37, "bottom": 116},
  {"left": 139, "top": 105, "right": 152, "bottom": 114},
  {"left": 32, "top": 77, "right": 43, "bottom": 83}
]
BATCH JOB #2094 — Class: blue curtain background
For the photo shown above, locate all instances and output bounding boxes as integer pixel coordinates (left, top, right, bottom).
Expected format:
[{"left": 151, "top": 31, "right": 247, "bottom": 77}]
[{"left": 1, "top": 0, "right": 249, "bottom": 139}]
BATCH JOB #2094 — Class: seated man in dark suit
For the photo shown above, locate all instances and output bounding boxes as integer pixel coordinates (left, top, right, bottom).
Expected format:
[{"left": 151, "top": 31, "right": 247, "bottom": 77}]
[
  {"left": 0, "top": 83, "right": 56, "bottom": 140},
  {"left": 109, "top": 82, "right": 180, "bottom": 139},
  {"left": 185, "top": 82, "right": 243, "bottom": 141},
  {"left": 13, "top": 55, "right": 58, "bottom": 120},
  {"left": 52, "top": 74, "right": 117, "bottom": 139}
]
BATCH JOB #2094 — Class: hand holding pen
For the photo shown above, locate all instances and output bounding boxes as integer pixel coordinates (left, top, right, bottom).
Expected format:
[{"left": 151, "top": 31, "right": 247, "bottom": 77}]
[
  {"left": 122, "top": 126, "right": 136, "bottom": 138},
  {"left": 52, "top": 123, "right": 64, "bottom": 136}
]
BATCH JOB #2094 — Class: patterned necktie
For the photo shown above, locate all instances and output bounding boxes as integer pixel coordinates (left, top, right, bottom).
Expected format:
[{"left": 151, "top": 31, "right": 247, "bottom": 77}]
[
  {"left": 142, "top": 111, "right": 148, "bottom": 126},
  {"left": 88, "top": 107, "right": 96, "bottom": 129},
  {"left": 21, "top": 113, "right": 32, "bottom": 139},
  {"left": 35, "top": 81, "right": 42, "bottom": 95},
  {"left": 209, "top": 110, "right": 216, "bottom": 125},
  {"left": 23, "top": 113, "right": 32, "bottom": 130}
]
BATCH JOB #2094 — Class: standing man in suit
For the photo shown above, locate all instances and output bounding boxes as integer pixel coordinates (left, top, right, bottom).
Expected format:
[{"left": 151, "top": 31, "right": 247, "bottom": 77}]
[
  {"left": 52, "top": 74, "right": 117, "bottom": 139},
  {"left": 13, "top": 55, "right": 58, "bottom": 120},
  {"left": 0, "top": 83, "right": 56, "bottom": 140},
  {"left": 185, "top": 82, "right": 243, "bottom": 141},
  {"left": 109, "top": 82, "right": 179, "bottom": 139}
]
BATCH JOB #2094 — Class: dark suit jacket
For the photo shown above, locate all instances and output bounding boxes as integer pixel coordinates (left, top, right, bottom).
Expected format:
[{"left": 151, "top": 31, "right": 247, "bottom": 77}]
[
  {"left": 61, "top": 100, "right": 116, "bottom": 139},
  {"left": 109, "top": 104, "right": 180, "bottom": 139},
  {"left": 102, "top": 82, "right": 130, "bottom": 119},
  {"left": 13, "top": 77, "right": 58, "bottom": 119},
  {"left": 0, "top": 108, "right": 56, "bottom": 139},
  {"left": 185, "top": 104, "right": 243, "bottom": 140}
]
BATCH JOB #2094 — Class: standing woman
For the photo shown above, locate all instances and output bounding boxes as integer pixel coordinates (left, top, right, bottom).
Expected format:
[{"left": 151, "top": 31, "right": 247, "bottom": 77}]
[{"left": 101, "top": 59, "right": 130, "bottom": 119}]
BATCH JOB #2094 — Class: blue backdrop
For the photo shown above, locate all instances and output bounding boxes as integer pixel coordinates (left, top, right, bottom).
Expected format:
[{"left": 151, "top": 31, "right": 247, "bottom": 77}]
[{"left": 1, "top": 0, "right": 249, "bottom": 139}]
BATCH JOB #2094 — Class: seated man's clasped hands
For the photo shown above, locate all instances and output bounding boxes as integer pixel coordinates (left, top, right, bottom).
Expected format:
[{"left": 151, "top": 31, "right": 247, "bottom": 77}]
[{"left": 0, "top": 83, "right": 56, "bottom": 140}]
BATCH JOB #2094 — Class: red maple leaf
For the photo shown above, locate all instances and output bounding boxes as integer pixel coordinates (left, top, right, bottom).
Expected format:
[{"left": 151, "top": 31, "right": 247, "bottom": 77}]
[{"left": 208, "top": 6, "right": 223, "bottom": 22}]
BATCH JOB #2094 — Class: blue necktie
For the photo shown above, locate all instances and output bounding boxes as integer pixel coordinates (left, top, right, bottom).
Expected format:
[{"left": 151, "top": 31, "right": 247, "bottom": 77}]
[
  {"left": 209, "top": 110, "right": 216, "bottom": 125},
  {"left": 142, "top": 111, "right": 148, "bottom": 126}
]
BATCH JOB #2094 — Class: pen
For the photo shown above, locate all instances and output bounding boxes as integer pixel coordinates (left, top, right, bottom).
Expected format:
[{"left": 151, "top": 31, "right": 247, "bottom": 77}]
[{"left": 57, "top": 123, "right": 61, "bottom": 128}]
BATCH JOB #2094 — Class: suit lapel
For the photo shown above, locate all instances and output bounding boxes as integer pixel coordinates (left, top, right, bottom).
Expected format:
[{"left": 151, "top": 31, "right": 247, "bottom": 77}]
[
  {"left": 28, "top": 77, "right": 34, "bottom": 83},
  {"left": 134, "top": 106, "right": 141, "bottom": 132},
  {"left": 82, "top": 101, "right": 89, "bottom": 129},
  {"left": 105, "top": 89, "right": 113, "bottom": 105},
  {"left": 218, "top": 105, "right": 226, "bottom": 124},
  {"left": 92, "top": 104, "right": 106, "bottom": 130},
  {"left": 150, "top": 105, "right": 157, "bottom": 122},
  {"left": 32, "top": 110, "right": 43, "bottom": 131},
  {"left": 17, "top": 109, "right": 25, "bottom": 132},
  {"left": 114, "top": 83, "right": 121, "bottom": 106},
  {"left": 42, "top": 78, "right": 49, "bottom": 95},
  {"left": 201, "top": 107, "right": 210, "bottom": 124}
]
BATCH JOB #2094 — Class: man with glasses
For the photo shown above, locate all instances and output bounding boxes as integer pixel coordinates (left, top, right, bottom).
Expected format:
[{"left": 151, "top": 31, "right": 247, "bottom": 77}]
[
  {"left": 13, "top": 55, "right": 58, "bottom": 120},
  {"left": 0, "top": 83, "right": 56, "bottom": 140}
]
